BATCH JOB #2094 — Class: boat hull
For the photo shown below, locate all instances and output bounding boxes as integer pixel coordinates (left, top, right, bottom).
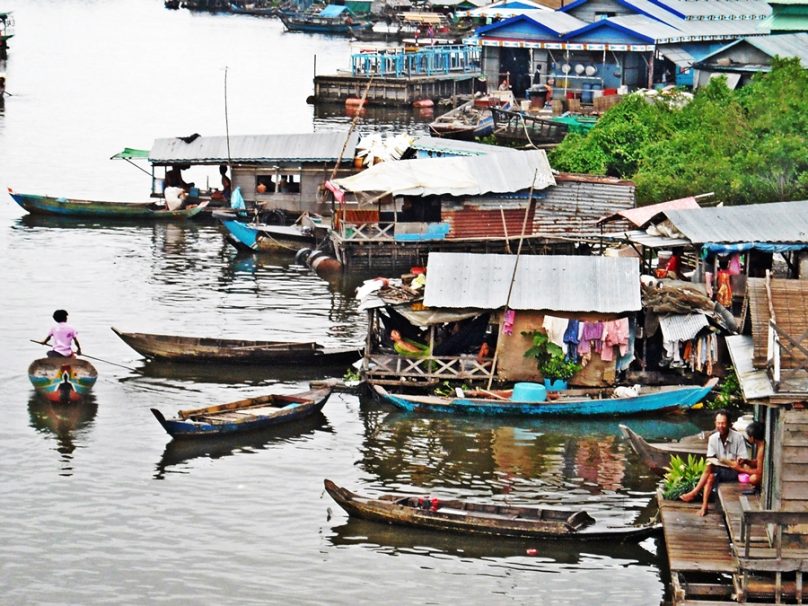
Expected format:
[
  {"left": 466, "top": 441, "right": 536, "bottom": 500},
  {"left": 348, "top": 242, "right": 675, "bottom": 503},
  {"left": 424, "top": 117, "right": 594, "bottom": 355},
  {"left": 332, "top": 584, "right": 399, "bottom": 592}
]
[
  {"left": 373, "top": 379, "right": 718, "bottom": 417},
  {"left": 619, "top": 424, "right": 708, "bottom": 475},
  {"left": 151, "top": 385, "right": 333, "bottom": 438},
  {"left": 28, "top": 358, "right": 98, "bottom": 403},
  {"left": 324, "top": 480, "right": 659, "bottom": 540},
  {"left": 220, "top": 219, "right": 319, "bottom": 252},
  {"left": 112, "top": 327, "right": 359, "bottom": 365},
  {"left": 9, "top": 191, "right": 207, "bottom": 219}
]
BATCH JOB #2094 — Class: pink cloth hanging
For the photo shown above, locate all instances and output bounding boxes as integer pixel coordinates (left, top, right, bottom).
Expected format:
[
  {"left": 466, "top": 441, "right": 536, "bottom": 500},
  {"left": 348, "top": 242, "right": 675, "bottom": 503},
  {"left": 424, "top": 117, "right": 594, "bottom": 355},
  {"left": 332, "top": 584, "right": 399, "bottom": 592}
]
[{"left": 503, "top": 308, "right": 516, "bottom": 336}]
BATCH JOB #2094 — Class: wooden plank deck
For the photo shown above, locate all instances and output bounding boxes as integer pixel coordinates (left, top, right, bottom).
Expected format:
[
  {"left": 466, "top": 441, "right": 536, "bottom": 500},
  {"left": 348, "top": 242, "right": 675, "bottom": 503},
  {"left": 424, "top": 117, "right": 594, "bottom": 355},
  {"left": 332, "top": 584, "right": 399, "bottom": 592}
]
[{"left": 658, "top": 493, "right": 736, "bottom": 574}]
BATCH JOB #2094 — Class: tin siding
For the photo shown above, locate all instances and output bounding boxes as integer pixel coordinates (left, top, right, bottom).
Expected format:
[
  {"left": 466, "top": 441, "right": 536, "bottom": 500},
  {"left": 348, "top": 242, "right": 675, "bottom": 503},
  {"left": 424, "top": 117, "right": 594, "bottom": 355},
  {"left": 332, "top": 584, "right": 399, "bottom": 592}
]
[
  {"left": 444, "top": 203, "right": 536, "bottom": 239},
  {"left": 533, "top": 179, "right": 635, "bottom": 235}
]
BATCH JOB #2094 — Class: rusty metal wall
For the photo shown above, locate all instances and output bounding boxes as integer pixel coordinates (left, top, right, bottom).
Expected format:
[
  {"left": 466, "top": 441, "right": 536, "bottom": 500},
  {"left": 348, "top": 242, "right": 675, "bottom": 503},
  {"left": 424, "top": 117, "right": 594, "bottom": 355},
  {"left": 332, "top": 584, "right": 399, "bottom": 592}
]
[
  {"left": 444, "top": 203, "right": 535, "bottom": 239},
  {"left": 532, "top": 174, "right": 635, "bottom": 236}
]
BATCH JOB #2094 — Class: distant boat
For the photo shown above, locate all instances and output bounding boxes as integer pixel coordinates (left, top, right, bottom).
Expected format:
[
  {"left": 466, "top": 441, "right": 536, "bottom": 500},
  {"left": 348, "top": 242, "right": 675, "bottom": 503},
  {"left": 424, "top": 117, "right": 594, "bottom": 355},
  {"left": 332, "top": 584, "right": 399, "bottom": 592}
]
[
  {"left": 619, "top": 424, "right": 707, "bottom": 475},
  {"left": 324, "top": 479, "right": 660, "bottom": 540},
  {"left": 429, "top": 92, "right": 514, "bottom": 140},
  {"left": 228, "top": 2, "right": 276, "bottom": 16},
  {"left": 28, "top": 357, "right": 98, "bottom": 403},
  {"left": 111, "top": 327, "right": 360, "bottom": 366},
  {"left": 372, "top": 379, "right": 718, "bottom": 417},
  {"left": 151, "top": 383, "right": 335, "bottom": 438},
  {"left": 280, "top": 5, "right": 369, "bottom": 35},
  {"left": 8, "top": 190, "right": 208, "bottom": 220}
]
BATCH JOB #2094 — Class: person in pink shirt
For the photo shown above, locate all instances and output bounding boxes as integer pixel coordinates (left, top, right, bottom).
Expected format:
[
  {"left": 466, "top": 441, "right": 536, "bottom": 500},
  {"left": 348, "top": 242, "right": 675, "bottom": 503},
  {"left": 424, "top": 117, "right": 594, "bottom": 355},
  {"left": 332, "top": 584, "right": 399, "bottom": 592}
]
[{"left": 40, "top": 309, "right": 82, "bottom": 358}]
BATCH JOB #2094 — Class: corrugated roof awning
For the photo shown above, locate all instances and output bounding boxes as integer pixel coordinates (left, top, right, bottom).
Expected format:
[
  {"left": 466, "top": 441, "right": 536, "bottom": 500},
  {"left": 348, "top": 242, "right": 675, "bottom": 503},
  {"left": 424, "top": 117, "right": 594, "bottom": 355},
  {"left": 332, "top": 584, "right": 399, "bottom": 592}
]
[
  {"left": 110, "top": 148, "right": 150, "bottom": 160},
  {"left": 599, "top": 230, "right": 692, "bottom": 249},
  {"left": 598, "top": 196, "right": 700, "bottom": 227},
  {"left": 658, "top": 46, "right": 696, "bottom": 68},
  {"left": 423, "top": 252, "right": 641, "bottom": 313}
]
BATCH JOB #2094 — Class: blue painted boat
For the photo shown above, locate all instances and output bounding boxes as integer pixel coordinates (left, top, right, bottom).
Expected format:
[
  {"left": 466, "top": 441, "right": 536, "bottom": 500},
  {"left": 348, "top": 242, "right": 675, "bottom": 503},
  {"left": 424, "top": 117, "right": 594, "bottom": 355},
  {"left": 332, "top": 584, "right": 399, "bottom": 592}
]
[
  {"left": 372, "top": 378, "right": 718, "bottom": 417},
  {"left": 151, "top": 382, "right": 334, "bottom": 439},
  {"left": 219, "top": 217, "right": 326, "bottom": 252},
  {"left": 8, "top": 190, "right": 208, "bottom": 220},
  {"left": 28, "top": 357, "right": 98, "bottom": 403}
]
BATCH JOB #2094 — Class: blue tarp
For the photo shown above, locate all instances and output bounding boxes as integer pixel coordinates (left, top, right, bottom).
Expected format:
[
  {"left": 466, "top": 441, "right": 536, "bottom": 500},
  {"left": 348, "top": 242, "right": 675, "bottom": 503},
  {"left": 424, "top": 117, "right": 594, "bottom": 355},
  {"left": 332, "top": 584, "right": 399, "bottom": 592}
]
[
  {"left": 701, "top": 242, "right": 808, "bottom": 256},
  {"left": 319, "top": 4, "right": 348, "bottom": 18},
  {"left": 230, "top": 186, "right": 246, "bottom": 210}
]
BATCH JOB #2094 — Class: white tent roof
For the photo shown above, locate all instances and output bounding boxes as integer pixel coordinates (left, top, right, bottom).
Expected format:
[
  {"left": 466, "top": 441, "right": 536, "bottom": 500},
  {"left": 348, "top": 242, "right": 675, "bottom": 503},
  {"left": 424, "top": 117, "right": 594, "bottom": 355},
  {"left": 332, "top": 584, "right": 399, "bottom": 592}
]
[
  {"left": 458, "top": 0, "right": 552, "bottom": 18},
  {"left": 332, "top": 150, "right": 555, "bottom": 197}
]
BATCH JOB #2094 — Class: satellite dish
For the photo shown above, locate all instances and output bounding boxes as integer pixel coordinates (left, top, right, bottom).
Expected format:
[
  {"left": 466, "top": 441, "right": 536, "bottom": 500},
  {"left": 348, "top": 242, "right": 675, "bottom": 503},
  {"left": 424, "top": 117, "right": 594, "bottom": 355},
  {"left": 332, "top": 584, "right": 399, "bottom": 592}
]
[
  {"left": 561, "top": 63, "right": 571, "bottom": 74},
  {"left": 585, "top": 65, "right": 597, "bottom": 76},
  {"left": 574, "top": 64, "right": 584, "bottom": 75}
]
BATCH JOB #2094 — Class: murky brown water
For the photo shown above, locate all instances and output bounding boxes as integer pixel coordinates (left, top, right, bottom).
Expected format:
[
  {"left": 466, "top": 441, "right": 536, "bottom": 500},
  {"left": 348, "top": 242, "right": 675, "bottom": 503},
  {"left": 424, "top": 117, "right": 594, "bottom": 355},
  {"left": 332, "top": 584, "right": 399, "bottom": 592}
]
[{"left": 0, "top": 2, "right": 712, "bottom": 603}]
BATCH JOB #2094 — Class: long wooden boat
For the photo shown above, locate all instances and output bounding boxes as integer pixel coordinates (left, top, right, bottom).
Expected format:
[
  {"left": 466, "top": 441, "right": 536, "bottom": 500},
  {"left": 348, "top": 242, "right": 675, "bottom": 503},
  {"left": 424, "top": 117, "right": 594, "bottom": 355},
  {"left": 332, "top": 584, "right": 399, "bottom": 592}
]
[
  {"left": 372, "top": 378, "right": 718, "bottom": 417},
  {"left": 491, "top": 107, "right": 569, "bottom": 147},
  {"left": 218, "top": 217, "right": 326, "bottom": 253},
  {"left": 28, "top": 357, "right": 98, "bottom": 403},
  {"left": 8, "top": 190, "right": 208, "bottom": 220},
  {"left": 619, "top": 424, "right": 708, "bottom": 476},
  {"left": 111, "top": 327, "right": 360, "bottom": 365},
  {"left": 324, "top": 479, "right": 660, "bottom": 540},
  {"left": 429, "top": 92, "right": 514, "bottom": 140},
  {"left": 151, "top": 383, "right": 334, "bottom": 438},
  {"left": 279, "top": 12, "right": 369, "bottom": 35}
]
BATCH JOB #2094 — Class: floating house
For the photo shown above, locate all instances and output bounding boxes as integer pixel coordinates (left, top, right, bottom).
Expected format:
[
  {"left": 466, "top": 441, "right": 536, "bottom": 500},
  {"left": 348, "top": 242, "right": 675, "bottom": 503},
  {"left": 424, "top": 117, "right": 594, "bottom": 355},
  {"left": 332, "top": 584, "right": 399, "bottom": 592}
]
[
  {"left": 692, "top": 32, "right": 808, "bottom": 88},
  {"left": 658, "top": 273, "right": 808, "bottom": 604},
  {"left": 324, "top": 148, "right": 635, "bottom": 270},
  {"left": 462, "top": 0, "right": 774, "bottom": 95},
  {"left": 145, "top": 132, "right": 359, "bottom": 218},
  {"left": 360, "top": 252, "right": 642, "bottom": 387}
]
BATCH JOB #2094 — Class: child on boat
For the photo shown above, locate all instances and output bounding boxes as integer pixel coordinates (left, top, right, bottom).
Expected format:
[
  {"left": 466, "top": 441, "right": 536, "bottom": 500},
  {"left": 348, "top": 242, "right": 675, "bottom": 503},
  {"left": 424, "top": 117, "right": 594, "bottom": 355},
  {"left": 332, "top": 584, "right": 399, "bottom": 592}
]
[{"left": 40, "top": 309, "right": 82, "bottom": 358}]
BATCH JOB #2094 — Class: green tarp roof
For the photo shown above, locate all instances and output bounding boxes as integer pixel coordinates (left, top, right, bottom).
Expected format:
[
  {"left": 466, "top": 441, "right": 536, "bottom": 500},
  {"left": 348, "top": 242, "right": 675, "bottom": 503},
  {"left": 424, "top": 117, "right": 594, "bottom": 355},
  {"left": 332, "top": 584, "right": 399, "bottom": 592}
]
[{"left": 111, "top": 148, "right": 150, "bottom": 160}]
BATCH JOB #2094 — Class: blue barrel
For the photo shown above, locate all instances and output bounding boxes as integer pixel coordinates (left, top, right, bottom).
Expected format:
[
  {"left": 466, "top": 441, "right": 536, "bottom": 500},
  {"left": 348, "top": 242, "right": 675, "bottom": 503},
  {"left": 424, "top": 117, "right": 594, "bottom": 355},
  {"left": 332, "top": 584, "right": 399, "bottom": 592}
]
[
  {"left": 512, "top": 382, "right": 547, "bottom": 402},
  {"left": 581, "top": 83, "right": 593, "bottom": 104}
]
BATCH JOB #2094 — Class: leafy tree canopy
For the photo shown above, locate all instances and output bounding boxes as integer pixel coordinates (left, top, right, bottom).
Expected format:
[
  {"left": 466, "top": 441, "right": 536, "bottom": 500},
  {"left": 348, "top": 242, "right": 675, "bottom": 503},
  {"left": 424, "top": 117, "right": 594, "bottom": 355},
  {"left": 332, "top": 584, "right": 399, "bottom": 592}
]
[{"left": 549, "top": 58, "right": 808, "bottom": 205}]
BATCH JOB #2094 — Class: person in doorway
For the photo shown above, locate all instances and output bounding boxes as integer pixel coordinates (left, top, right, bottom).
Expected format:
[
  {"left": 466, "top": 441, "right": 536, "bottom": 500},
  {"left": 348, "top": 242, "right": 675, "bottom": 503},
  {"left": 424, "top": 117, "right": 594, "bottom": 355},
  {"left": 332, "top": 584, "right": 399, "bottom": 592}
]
[
  {"left": 40, "top": 309, "right": 82, "bottom": 358},
  {"left": 217, "top": 164, "right": 232, "bottom": 202},
  {"left": 735, "top": 421, "right": 765, "bottom": 494},
  {"left": 680, "top": 409, "right": 748, "bottom": 516},
  {"left": 498, "top": 72, "right": 510, "bottom": 91}
]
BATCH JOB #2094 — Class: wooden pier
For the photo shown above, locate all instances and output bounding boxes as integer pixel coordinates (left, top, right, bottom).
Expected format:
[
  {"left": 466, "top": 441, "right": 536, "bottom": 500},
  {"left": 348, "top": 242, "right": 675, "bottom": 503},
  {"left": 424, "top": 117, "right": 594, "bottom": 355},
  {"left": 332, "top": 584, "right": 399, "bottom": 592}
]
[
  {"left": 312, "top": 72, "right": 480, "bottom": 107},
  {"left": 660, "top": 460, "right": 808, "bottom": 604}
]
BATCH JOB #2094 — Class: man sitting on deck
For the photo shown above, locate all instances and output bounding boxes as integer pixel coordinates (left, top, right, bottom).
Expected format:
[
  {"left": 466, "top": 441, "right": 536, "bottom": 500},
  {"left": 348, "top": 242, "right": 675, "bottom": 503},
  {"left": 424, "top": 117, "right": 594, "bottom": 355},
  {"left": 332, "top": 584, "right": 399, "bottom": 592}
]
[{"left": 680, "top": 409, "right": 748, "bottom": 516}]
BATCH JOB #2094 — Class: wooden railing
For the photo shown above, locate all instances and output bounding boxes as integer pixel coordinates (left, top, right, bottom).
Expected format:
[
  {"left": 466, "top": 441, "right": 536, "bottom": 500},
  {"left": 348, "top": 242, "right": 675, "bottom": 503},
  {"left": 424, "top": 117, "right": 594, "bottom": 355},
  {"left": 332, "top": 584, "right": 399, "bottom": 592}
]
[
  {"left": 736, "top": 495, "right": 808, "bottom": 603},
  {"left": 364, "top": 352, "right": 494, "bottom": 385},
  {"left": 339, "top": 222, "right": 395, "bottom": 242}
]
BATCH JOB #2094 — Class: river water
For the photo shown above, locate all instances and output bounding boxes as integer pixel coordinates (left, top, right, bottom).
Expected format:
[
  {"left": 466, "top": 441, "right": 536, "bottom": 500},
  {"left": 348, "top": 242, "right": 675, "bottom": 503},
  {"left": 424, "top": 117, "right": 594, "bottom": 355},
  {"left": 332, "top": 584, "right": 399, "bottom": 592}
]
[{"left": 0, "top": 2, "right": 711, "bottom": 604}]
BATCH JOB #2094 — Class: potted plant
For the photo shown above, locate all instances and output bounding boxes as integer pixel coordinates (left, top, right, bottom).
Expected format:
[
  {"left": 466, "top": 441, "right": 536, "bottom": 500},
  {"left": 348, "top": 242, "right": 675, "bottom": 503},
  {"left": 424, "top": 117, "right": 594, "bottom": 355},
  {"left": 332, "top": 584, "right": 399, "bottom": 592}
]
[{"left": 522, "top": 331, "right": 581, "bottom": 391}]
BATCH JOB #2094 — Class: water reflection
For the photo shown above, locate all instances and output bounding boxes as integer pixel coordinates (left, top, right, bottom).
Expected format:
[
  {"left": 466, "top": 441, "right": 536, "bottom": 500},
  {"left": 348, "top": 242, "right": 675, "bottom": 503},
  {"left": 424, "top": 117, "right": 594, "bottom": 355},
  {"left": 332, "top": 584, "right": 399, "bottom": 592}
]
[
  {"left": 327, "top": 516, "right": 662, "bottom": 568},
  {"left": 313, "top": 102, "right": 433, "bottom": 135},
  {"left": 27, "top": 393, "right": 98, "bottom": 474},
  {"left": 133, "top": 359, "right": 353, "bottom": 385},
  {"left": 154, "top": 411, "right": 332, "bottom": 478}
]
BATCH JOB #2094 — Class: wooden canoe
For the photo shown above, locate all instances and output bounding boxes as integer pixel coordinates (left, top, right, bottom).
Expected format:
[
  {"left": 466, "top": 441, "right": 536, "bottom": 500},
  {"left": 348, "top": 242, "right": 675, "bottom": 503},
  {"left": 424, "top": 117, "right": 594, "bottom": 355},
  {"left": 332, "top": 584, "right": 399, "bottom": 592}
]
[
  {"left": 151, "top": 383, "right": 334, "bottom": 438},
  {"left": 8, "top": 190, "right": 208, "bottom": 219},
  {"left": 619, "top": 424, "right": 708, "bottom": 476},
  {"left": 324, "top": 480, "right": 660, "bottom": 540},
  {"left": 111, "top": 327, "right": 360, "bottom": 365},
  {"left": 219, "top": 218, "right": 325, "bottom": 253},
  {"left": 373, "top": 378, "right": 718, "bottom": 417},
  {"left": 28, "top": 357, "right": 98, "bottom": 403}
]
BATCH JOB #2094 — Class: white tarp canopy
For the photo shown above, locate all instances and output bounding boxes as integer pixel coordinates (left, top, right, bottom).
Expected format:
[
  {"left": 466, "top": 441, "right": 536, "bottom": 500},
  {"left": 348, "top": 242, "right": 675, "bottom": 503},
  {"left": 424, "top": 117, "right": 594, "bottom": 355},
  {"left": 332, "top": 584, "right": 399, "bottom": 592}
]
[
  {"left": 331, "top": 150, "right": 555, "bottom": 197},
  {"left": 457, "top": 0, "right": 551, "bottom": 18}
]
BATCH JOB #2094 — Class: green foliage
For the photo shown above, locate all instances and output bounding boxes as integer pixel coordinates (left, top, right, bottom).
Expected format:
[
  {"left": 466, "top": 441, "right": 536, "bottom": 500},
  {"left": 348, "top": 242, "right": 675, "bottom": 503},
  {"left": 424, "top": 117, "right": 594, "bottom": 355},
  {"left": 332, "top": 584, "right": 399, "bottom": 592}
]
[
  {"left": 522, "top": 330, "right": 581, "bottom": 380},
  {"left": 433, "top": 381, "right": 471, "bottom": 397},
  {"left": 662, "top": 453, "right": 706, "bottom": 500},
  {"left": 708, "top": 366, "right": 743, "bottom": 411},
  {"left": 343, "top": 367, "right": 361, "bottom": 383},
  {"left": 549, "top": 60, "right": 808, "bottom": 204}
]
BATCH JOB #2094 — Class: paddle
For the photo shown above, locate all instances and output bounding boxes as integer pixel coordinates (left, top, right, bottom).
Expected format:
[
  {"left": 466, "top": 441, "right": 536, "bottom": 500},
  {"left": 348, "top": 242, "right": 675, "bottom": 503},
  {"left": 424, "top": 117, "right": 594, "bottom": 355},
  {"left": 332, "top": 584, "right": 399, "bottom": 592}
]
[{"left": 29, "top": 339, "right": 140, "bottom": 372}]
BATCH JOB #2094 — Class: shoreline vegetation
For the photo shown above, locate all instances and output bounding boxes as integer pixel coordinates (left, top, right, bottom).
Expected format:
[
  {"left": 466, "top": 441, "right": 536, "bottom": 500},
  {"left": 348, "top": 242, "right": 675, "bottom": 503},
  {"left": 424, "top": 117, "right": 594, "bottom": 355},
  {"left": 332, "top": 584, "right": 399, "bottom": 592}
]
[{"left": 550, "top": 58, "right": 808, "bottom": 206}]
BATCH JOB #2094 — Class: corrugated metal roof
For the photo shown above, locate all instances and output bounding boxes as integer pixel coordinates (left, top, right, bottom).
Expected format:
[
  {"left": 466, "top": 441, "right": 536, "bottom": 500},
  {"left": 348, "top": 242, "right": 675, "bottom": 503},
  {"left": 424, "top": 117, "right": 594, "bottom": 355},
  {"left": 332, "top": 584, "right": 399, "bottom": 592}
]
[
  {"left": 536, "top": 178, "right": 635, "bottom": 235},
  {"left": 663, "top": 200, "right": 808, "bottom": 245},
  {"left": 659, "top": 313, "right": 709, "bottom": 342},
  {"left": 607, "top": 14, "right": 683, "bottom": 41},
  {"left": 659, "top": 0, "right": 771, "bottom": 19},
  {"left": 459, "top": 0, "right": 552, "bottom": 17},
  {"left": 600, "top": 230, "right": 692, "bottom": 249},
  {"left": 149, "top": 132, "right": 359, "bottom": 165},
  {"left": 598, "top": 196, "right": 699, "bottom": 227},
  {"left": 740, "top": 33, "right": 808, "bottom": 65},
  {"left": 410, "top": 136, "right": 510, "bottom": 156},
  {"left": 333, "top": 150, "right": 555, "bottom": 197},
  {"left": 423, "top": 252, "right": 641, "bottom": 312}
]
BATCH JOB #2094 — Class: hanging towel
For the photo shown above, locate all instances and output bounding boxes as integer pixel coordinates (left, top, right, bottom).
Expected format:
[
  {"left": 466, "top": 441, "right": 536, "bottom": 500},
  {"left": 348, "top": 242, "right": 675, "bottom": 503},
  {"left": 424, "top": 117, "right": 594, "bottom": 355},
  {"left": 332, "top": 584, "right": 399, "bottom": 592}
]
[
  {"left": 602, "top": 318, "right": 630, "bottom": 362},
  {"left": 542, "top": 315, "right": 568, "bottom": 348},
  {"left": 503, "top": 308, "right": 516, "bottom": 336}
]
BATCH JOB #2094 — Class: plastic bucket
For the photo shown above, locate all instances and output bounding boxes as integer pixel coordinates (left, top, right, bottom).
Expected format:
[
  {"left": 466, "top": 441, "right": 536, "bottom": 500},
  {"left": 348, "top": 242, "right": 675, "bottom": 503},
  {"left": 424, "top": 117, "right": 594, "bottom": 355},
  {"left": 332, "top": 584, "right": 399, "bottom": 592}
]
[{"left": 512, "top": 382, "right": 547, "bottom": 402}]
